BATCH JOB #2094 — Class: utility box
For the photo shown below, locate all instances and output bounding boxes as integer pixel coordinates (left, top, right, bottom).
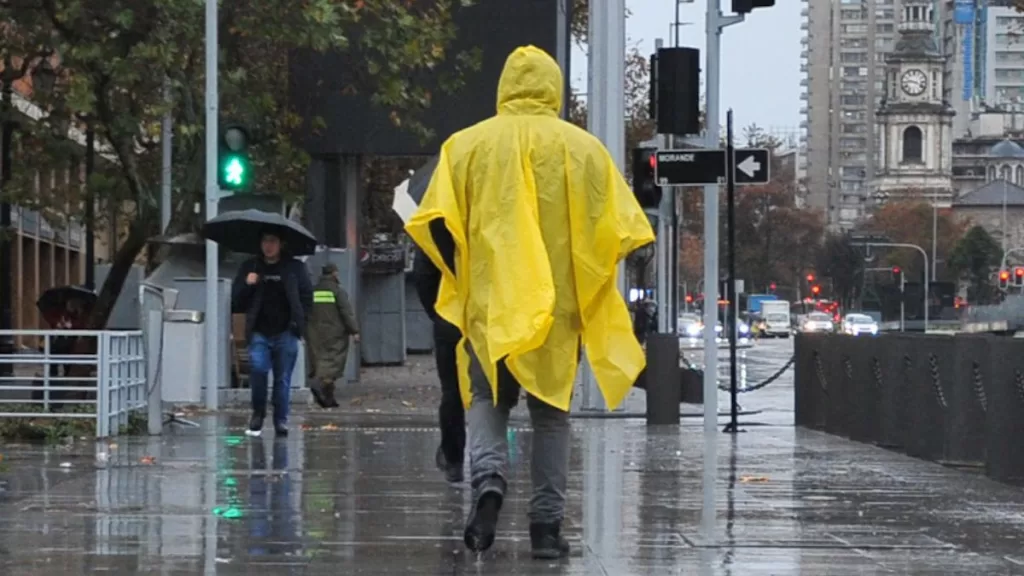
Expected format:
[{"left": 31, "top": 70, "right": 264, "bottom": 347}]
[
  {"left": 161, "top": 310, "right": 205, "bottom": 403},
  {"left": 172, "top": 278, "right": 232, "bottom": 390},
  {"left": 405, "top": 272, "right": 433, "bottom": 353},
  {"left": 360, "top": 243, "right": 408, "bottom": 365}
]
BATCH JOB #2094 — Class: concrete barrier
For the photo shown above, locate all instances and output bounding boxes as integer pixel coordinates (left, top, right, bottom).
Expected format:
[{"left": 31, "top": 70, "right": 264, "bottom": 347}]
[{"left": 795, "top": 333, "right": 1024, "bottom": 486}]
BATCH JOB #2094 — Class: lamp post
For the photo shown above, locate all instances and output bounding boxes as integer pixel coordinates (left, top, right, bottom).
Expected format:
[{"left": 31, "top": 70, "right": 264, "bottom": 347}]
[{"left": 1, "top": 69, "right": 15, "bottom": 360}]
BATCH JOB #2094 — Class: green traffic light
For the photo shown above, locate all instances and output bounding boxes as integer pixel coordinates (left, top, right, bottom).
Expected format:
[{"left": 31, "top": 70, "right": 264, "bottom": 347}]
[{"left": 223, "top": 156, "right": 246, "bottom": 187}]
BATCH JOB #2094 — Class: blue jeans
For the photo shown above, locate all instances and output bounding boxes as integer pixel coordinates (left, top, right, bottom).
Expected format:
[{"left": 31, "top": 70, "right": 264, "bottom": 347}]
[{"left": 249, "top": 332, "right": 299, "bottom": 425}]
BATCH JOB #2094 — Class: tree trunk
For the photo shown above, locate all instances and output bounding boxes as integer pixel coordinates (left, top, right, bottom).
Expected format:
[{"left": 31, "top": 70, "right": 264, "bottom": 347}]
[{"left": 85, "top": 219, "right": 151, "bottom": 330}]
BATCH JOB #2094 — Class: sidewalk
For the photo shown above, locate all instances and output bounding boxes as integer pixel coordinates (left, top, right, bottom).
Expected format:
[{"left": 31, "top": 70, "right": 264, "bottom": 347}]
[{"left": 0, "top": 350, "right": 1023, "bottom": 574}]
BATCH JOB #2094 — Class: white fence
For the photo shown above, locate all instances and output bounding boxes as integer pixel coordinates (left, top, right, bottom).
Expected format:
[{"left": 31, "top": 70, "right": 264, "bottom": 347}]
[{"left": 0, "top": 330, "right": 147, "bottom": 437}]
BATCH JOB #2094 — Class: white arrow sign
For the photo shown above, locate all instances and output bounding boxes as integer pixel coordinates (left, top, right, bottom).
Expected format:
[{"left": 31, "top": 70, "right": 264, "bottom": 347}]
[{"left": 737, "top": 155, "right": 761, "bottom": 178}]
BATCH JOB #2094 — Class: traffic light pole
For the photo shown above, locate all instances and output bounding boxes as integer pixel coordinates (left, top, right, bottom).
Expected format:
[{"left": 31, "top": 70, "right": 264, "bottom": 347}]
[
  {"left": 204, "top": 0, "right": 220, "bottom": 410},
  {"left": 899, "top": 272, "right": 905, "bottom": 332},
  {"left": 702, "top": 0, "right": 744, "bottom": 435}
]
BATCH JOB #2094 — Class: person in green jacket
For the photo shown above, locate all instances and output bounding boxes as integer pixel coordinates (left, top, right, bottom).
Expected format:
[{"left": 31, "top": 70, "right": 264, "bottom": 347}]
[{"left": 307, "top": 263, "right": 360, "bottom": 408}]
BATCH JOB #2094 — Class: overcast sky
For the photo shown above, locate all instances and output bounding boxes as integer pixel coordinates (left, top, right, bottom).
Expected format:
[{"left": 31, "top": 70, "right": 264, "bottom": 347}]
[{"left": 570, "top": 0, "right": 802, "bottom": 135}]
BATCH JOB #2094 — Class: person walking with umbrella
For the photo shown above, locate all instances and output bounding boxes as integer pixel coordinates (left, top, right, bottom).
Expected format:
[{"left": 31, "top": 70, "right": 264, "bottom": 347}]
[
  {"left": 406, "top": 46, "right": 654, "bottom": 559},
  {"left": 206, "top": 210, "right": 317, "bottom": 438},
  {"left": 307, "top": 263, "right": 360, "bottom": 408}
]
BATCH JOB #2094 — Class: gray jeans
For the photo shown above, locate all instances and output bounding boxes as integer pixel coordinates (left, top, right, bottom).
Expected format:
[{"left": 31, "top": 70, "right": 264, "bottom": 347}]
[{"left": 467, "top": 349, "right": 571, "bottom": 525}]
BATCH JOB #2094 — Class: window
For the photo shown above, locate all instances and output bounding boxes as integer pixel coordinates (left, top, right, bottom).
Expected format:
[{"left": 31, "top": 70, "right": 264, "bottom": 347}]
[
  {"left": 1001, "top": 165, "right": 1012, "bottom": 181},
  {"left": 1016, "top": 165, "right": 1024, "bottom": 185},
  {"left": 843, "top": 23, "right": 868, "bottom": 34},
  {"left": 996, "top": 51, "right": 1024, "bottom": 64},
  {"left": 841, "top": 94, "right": 866, "bottom": 106},
  {"left": 841, "top": 38, "right": 867, "bottom": 48},
  {"left": 902, "top": 126, "right": 923, "bottom": 163},
  {"left": 877, "top": 23, "right": 894, "bottom": 33},
  {"left": 841, "top": 9, "right": 865, "bottom": 20},
  {"left": 876, "top": 9, "right": 894, "bottom": 20},
  {"left": 843, "top": 66, "right": 862, "bottom": 77},
  {"left": 988, "top": 165, "right": 997, "bottom": 181}
]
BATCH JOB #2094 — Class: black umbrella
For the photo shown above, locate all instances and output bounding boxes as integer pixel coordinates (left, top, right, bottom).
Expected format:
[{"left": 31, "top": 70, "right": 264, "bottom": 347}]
[
  {"left": 202, "top": 209, "right": 318, "bottom": 256},
  {"left": 391, "top": 155, "right": 439, "bottom": 223},
  {"left": 36, "top": 285, "right": 97, "bottom": 314}
]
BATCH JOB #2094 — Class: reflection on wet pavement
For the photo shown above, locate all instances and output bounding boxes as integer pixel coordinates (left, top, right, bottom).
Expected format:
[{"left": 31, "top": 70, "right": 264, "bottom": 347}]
[{"left": 0, "top": 341, "right": 1023, "bottom": 574}]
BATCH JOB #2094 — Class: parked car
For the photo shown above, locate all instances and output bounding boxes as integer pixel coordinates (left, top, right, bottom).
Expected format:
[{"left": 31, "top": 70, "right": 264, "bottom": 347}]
[
  {"left": 842, "top": 313, "right": 879, "bottom": 336},
  {"left": 801, "top": 312, "right": 835, "bottom": 333}
]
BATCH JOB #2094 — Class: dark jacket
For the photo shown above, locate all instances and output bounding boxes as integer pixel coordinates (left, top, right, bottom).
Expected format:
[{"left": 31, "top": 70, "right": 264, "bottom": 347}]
[
  {"left": 412, "top": 247, "right": 461, "bottom": 343},
  {"left": 231, "top": 256, "right": 313, "bottom": 342},
  {"left": 307, "top": 274, "right": 359, "bottom": 382}
]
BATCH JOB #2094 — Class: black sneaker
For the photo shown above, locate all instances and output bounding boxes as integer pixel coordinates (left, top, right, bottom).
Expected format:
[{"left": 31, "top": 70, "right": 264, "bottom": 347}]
[
  {"left": 463, "top": 491, "right": 502, "bottom": 553},
  {"left": 274, "top": 422, "right": 289, "bottom": 437},
  {"left": 530, "top": 522, "right": 570, "bottom": 559},
  {"left": 246, "top": 414, "right": 264, "bottom": 437},
  {"left": 435, "top": 446, "right": 464, "bottom": 484},
  {"left": 308, "top": 381, "right": 329, "bottom": 409}
]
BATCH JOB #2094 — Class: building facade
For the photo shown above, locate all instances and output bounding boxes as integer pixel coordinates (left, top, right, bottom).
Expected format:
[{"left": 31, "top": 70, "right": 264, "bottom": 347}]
[
  {"left": 875, "top": 0, "right": 956, "bottom": 203},
  {"left": 802, "top": 0, "right": 902, "bottom": 229}
]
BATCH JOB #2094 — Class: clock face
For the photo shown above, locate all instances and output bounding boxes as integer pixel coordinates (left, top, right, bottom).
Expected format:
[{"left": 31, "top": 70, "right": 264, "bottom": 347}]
[{"left": 901, "top": 69, "right": 927, "bottom": 96}]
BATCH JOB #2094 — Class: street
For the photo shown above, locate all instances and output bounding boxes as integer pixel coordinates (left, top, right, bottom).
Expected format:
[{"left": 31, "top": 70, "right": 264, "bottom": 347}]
[{"left": 2, "top": 339, "right": 1024, "bottom": 574}]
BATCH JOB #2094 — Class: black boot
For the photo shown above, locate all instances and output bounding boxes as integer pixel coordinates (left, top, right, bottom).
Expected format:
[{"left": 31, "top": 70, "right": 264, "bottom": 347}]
[
  {"left": 308, "top": 380, "right": 329, "bottom": 409},
  {"left": 435, "top": 445, "right": 464, "bottom": 484},
  {"left": 246, "top": 413, "right": 264, "bottom": 437},
  {"left": 324, "top": 384, "right": 340, "bottom": 408},
  {"left": 530, "top": 522, "right": 570, "bottom": 559},
  {"left": 463, "top": 489, "right": 503, "bottom": 553}
]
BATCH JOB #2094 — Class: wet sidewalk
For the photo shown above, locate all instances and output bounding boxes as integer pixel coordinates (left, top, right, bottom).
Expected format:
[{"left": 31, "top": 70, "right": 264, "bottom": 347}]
[{"left": 1, "top": 346, "right": 1024, "bottom": 574}]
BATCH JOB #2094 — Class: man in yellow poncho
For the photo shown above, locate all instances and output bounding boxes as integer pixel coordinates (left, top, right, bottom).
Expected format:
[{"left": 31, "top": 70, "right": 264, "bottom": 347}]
[{"left": 406, "top": 45, "right": 654, "bottom": 559}]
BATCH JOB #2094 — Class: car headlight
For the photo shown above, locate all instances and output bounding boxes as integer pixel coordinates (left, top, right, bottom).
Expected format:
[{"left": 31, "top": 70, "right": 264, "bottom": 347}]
[
  {"left": 739, "top": 324, "right": 749, "bottom": 334},
  {"left": 715, "top": 325, "right": 722, "bottom": 333},
  {"left": 686, "top": 324, "right": 701, "bottom": 336}
]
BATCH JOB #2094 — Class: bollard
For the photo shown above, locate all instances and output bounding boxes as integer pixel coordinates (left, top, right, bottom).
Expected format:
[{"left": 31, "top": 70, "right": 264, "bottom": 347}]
[
  {"left": 985, "top": 338, "right": 1024, "bottom": 484},
  {"left": 644, "top": 334, "right": 681, "bottom": 425}
]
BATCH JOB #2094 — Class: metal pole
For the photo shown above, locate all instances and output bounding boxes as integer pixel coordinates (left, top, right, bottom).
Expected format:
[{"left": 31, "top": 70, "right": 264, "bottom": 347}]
[
  {"left": 0, "top": 82, "right": 12, "bottom": 361},
  {"left": 702, "top": 0, "right": 722, "bottom": 435},
  {"left": 868, "top": 242, "right": 929, "bottom": 332},
  {"left": 724, "top": 110, "right": 739, "bottom": 433},
  {"left": 1002, "top": 185, "right": 1007, "bottom": 255},
  {"left": 931, "top": 202, "right": 937, "bottom": 281},
  {"left": 161, "top": 78, "right": 173, "bottom": 234},
  {"left": 582, "top": 0, "right": 626, "bottom": 411},
  {"left": 702, "top": 0, "right": 743, "bottom": 433},
  {"left": 85, "top": 126, "right": 95, "bottom": 289},
  {"left": 899, "top": 272, "right": 905, "bottom": 332},
  {"left": 204, "top": 0, "right": 220, "bottom": 409},
  {"left": 675, "top": 0, "right": 681, "bottom": 47}
]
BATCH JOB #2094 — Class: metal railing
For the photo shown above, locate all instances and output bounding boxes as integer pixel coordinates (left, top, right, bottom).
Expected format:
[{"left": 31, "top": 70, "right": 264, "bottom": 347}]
[{"left": 0, "top": 330, "right": 147, "bottom": 437}]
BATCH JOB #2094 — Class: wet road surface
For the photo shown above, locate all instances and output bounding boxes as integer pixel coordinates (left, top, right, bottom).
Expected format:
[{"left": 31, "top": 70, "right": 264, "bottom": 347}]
[{"left": 2, "top": 339, "right": 1024, "bottom": 574}]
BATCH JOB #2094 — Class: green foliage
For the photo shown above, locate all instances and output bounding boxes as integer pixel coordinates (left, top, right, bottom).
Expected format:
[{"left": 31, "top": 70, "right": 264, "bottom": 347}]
[
  {"left": 816, "top": 233, "right": 863, "bottom": 308},
  {"left": 1, "top": 0, "right": 474, "bottom": 327},
  {"left": 949, "top": 225, "right": 1003, "bottom": 305}
]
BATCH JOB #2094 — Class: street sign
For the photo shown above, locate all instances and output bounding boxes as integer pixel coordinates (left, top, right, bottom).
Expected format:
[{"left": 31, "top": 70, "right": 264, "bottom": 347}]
[
  {"left": 733, "top": 148, "right": 770, "bottom": 184},
  {"left": 655, "top": 148, "right": 771, "bottom": 186}
]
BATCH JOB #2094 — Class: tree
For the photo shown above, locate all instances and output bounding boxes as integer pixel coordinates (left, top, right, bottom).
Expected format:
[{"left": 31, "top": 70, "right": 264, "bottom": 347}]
[
  {"left": 949, "top": 225, "right": 1003, "bottom": 305},
  {"left": 816, "top": 232, "right": 862, "bottom": 309},
  {"left": 1, "top": 0, "right": 474, "bottom": 328},
  {"left": 863, "top": 199, "right": 966, "bottom": 280}
]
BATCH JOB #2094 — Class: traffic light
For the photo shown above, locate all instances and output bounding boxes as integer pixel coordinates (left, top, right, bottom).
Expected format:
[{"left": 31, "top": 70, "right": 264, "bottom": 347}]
[
  {"left": 810, "top": 285, "right": 821, "bottom": 296},
  {"left": 732, "top": 0, "right": 775, "bottom": 14},
  {"left": 768, "top": 282, "right": 777, "bottom": 293},
  {"left": 1014, "top": 267, "right": 1024, "bottom": 287},
  {"left": 999, "top": 269, "right": 1010, "bottom": 289},
  {"left": 632, "top": 147, "right": 661, "bottom": 209},
  {"left": 685, "top": 294, "right": 694, "bottom": 304},
  {"left": 891, "top": 266, "right": 902, "bottom": 283},
  {"left": 805, "top": 273, "right": 815, "bottom": 283},
  {"left": 218, "top": 124, "right": 252, "bottom": 191}
]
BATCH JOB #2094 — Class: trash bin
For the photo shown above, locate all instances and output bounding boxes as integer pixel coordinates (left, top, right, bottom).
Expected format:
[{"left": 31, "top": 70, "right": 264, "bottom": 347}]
[{"left": 161, "top": 310, "right": 205, "bottom": 404}]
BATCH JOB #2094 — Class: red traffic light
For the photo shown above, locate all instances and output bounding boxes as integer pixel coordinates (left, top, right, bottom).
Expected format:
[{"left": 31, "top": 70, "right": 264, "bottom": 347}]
[
  {"left": 806, "top": 273, "right": 815, "bottom": 283},
  {"left": 685, "top": 294, "right": 693, "bottom": 303},
  {"left": 649, "top": 154, "right": 657, "bottom": 170},
  {"left": 1015, "top": 267, "right": 1024, "bottom": 278},
  {"left": 1000, "top": 269, "right": 1010, "bottom": 281},
  {"left": 769, "top": 282, "right": 777, "bottom": 291},
  {"left": 810, "top": 285, "right": 821, "bottom": 295},
  {"left": 891, "top": 266, "right": 901, "bottom": 275}
]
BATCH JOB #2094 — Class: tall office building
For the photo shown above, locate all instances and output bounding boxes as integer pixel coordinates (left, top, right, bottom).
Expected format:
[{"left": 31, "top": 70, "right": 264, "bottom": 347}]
[{"left": 802, "top": 0, "right": 903, "bottom": 229}]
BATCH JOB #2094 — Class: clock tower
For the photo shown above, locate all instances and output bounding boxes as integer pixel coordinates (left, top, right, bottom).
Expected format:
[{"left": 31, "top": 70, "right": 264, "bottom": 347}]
[{"left": 874, "top": 0, "right": 954, "bottom": 204}]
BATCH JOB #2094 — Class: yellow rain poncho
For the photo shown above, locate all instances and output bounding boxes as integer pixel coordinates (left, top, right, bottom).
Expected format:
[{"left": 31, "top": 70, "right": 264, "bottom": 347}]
[{"left": 405, "top": 45, "right": 654, "bottom": 412}]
